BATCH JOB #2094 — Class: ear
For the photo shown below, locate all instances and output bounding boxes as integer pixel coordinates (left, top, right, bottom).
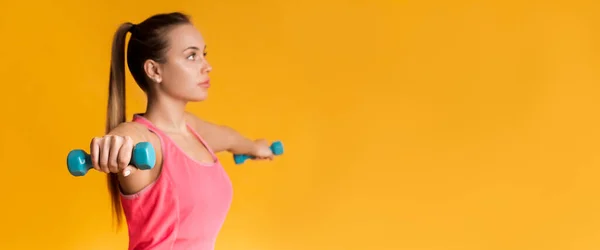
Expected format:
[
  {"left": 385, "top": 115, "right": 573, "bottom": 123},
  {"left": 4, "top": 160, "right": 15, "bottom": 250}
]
[{"left": 143, "top": 59, "right": 163, "bottom": 83}]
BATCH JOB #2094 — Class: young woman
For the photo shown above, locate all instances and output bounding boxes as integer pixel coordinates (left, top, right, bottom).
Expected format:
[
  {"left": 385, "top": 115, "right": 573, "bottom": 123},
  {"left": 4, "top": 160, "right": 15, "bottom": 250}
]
[{"left": 89, "top": 12, "right": 274, "bottom": 250}]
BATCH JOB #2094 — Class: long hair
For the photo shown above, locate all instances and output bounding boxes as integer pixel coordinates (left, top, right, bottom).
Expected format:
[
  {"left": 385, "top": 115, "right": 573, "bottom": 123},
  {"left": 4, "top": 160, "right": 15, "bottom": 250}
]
[{"left": 105, "top": 12, "right": 190, "bottom": 229}]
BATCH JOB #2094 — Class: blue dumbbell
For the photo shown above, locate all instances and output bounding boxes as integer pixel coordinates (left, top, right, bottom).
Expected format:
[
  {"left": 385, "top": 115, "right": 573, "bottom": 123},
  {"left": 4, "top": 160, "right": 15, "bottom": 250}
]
[
  {"left": 233, "top": 140, "right": 284, "bottom": 164},
  {"left": 67, "top": 142, "right": 156, "bottom": 176}
]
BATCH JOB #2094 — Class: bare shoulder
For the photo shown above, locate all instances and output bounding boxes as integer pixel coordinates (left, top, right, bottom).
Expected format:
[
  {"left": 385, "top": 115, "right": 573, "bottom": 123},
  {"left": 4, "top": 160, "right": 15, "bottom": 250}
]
[
  {"left": 108, "top": 121, "right": 162, "bottom": 156},
  {"left": 108, "top": 121, "right": 164, "bottom": 195},
  {"left": 108, "top": 122, "right": 151, "bottom": 140},
  {"left": 184, "top": 111, "right": 234, "bottom": 152},
  {"left": 184, "top": 111, "right": 209, "bottom": 126},
  {"left": 184, "top": 111, "right": 223, "bottom": 130}
]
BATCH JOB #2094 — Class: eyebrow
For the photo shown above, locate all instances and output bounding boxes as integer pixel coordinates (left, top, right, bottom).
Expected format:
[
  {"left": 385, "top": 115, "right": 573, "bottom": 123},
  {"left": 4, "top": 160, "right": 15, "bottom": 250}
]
[{"left": 183, "top": 45, "right": 206, "bottom": 52}]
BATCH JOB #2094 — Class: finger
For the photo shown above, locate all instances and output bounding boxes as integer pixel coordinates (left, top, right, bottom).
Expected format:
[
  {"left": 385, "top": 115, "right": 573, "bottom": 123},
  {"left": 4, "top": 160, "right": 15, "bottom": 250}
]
[
  {"left": 109, "top": 136, "right": 122, "bottom": 173},
  {"left": 122, "top": 165, "right": 136, "bottom": 177},
  {"left": 117, "top": 136, "right": 133, "bottom": 174},
  {"left": 90, "top": 137, "right": 101, "bottom": 171},
  {"left": 99, "top": 136, "right": 111, "bottom": 173}
]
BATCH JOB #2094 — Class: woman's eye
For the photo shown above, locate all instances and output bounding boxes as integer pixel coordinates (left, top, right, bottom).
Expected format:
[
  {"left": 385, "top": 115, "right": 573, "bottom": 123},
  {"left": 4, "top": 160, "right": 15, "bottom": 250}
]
[
  {"left": 187, "top": 53, "right": 196, "bottom": 60},
  {"left": 203, "top": 52, "right": 208, "bottom": 57}
]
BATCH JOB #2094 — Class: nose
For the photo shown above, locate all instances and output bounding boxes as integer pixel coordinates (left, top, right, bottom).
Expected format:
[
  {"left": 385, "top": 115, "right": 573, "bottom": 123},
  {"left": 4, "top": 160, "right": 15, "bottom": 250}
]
[{"left": 202, "top": 58, "right": 212, "bottom": 73}]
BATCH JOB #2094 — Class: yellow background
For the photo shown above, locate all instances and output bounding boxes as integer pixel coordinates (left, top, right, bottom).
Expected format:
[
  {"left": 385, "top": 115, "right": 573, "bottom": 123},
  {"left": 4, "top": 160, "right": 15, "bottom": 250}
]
[{"left": 1, "top": 0, "right": 599, "bottom": 249}]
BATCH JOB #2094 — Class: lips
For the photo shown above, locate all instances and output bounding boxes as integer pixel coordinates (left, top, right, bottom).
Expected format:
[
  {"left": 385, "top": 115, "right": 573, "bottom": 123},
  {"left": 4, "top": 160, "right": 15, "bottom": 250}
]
[{"left": 198, "top": 79, "right": 210, "bottom": 88}]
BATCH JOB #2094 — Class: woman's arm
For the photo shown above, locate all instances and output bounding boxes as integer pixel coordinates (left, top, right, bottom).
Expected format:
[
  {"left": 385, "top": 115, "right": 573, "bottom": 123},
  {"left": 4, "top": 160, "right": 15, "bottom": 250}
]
[
  {"left": 184, "top": 112, "right": 271, "bottom": 157},
  {"left": 92, "top": 122, "right": 163, "bottom": 195}
]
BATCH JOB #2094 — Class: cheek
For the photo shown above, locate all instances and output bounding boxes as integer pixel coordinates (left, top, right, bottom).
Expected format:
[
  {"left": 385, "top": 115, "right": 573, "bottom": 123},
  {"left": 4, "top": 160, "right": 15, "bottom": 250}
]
[
  {"left": 165, "top": 62, "right": 197, "bottom": 85},
  {"left": 182, "top": 61, "right": 201, "bottom": 78}
]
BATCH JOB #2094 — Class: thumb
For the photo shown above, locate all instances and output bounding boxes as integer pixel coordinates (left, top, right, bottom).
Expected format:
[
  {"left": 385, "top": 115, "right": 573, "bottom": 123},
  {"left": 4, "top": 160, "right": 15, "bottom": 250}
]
[{"left": 122, "top": 165, "right": 137, "bottom": 177}]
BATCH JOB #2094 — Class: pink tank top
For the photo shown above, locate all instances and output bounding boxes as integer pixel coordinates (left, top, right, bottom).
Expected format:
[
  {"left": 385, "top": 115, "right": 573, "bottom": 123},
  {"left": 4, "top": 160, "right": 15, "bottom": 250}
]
[{"left": 120, "top": 114, "right": 233, "bottom": 250}]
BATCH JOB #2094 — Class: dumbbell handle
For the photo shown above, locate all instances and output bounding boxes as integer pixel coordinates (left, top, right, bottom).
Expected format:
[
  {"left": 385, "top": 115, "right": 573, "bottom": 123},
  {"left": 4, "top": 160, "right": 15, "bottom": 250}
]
[
  {"left": 67, "top": 142, "right": 156, "bottom": 177},
  {"left": 233, "top": 141, "right": 284, "bottom": 165}
]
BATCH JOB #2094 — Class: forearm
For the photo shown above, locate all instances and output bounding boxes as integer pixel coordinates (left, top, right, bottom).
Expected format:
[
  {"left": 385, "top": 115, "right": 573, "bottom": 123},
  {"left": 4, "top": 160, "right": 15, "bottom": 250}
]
[{"left": 224, "top": 127, "right": 258, "bottom": 155}]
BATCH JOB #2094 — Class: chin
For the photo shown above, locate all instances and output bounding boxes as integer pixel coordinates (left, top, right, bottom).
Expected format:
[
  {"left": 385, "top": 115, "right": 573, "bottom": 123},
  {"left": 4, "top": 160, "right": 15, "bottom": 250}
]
[{"left": 187, "top": 93, "right": 208, "bottom": 102}]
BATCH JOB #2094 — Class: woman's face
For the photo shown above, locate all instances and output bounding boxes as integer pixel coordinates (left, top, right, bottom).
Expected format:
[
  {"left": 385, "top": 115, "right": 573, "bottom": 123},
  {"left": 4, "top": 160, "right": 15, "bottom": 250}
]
[{"left": 148, "top": 23, "right": 212, "bottom": 102}]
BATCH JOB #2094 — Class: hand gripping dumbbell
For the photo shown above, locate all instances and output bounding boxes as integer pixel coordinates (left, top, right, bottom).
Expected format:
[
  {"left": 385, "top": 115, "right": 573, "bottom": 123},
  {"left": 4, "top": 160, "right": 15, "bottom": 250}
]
[
  {"left": 233, "top": 140, "right": 284, "bottom": 165},
  {"left": 67, "top": 142, "right": 156, "bottom": 176}
]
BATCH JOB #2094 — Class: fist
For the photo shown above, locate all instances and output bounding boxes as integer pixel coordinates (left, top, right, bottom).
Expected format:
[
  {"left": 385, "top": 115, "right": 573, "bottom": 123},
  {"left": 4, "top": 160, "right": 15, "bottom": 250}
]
[
  {"left": 90, "top": 135, "right": 136, "bottom": 176},
  {"left": 252, "top": 139, "right": 275, "bottom": 160}
]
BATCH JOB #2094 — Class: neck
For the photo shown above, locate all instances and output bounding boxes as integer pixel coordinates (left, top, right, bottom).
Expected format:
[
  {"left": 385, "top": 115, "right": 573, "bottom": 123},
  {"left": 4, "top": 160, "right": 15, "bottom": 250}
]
[{"left": 144, "top": 94, "right": 188, "bottom": 134}]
